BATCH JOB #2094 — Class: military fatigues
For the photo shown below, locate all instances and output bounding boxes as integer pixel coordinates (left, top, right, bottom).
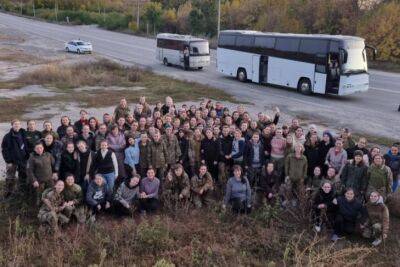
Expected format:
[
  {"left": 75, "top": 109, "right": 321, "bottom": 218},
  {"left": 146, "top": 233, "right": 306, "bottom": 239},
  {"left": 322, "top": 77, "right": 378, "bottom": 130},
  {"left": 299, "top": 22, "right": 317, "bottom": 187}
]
[
  {"left": 63, "top": 184, "right": 86, "bottom": 223},
  {"left": 191, "top": 172, "right": 214, "bottom": 208},
  {"left": 147, "top": 140, "right": 168, "bottom": 180},
  {"left": 362, "top": 201, "right": 389, "bottom": 240},
  {"left": 163, "top": 135, "right": 182, "bottom": 168},
  {"left": 162, "top": 171, "right": 190, "bottom": 206},
  {"left": 38, "top": 188, "right": 69, "bottom": 229}
]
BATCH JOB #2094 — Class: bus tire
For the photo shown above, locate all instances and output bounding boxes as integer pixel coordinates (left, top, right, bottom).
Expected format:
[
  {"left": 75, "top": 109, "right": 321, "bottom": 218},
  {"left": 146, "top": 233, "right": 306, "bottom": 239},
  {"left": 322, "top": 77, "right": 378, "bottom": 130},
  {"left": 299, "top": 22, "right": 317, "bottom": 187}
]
[
  {"left": 198, "top": 67, "right": 203, "bottom": 70},
  {"left": 297, "top": 78, "right": 312, "bottom": 95},
  {"left": 237, "top": 68, "right": 247, "bottom": 82}
]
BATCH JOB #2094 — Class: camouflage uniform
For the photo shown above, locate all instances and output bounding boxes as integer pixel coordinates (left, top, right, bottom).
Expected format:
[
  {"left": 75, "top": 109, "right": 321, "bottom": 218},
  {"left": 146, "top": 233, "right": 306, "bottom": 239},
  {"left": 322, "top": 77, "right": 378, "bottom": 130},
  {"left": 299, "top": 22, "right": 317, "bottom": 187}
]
[
  {"left": 38, "top": 188, "right": 69, "bottom": 228},
  {"left": 113, "top": 105, "right": 131, "bottom": 121},
  {"left": 163, "top": 135, "right": 182, "bottom": 167},
  {"left": 147, "top": 140, "right": 168, "bottom": 180},
  {"left": 162, "top": 171, "right": 191, "bottom": 204},
  {"left": 63, "top": 183, "right": 86, "bottom": 223},
  {"left": 191, "top": 172, "right": 214, "bottom": 208}
]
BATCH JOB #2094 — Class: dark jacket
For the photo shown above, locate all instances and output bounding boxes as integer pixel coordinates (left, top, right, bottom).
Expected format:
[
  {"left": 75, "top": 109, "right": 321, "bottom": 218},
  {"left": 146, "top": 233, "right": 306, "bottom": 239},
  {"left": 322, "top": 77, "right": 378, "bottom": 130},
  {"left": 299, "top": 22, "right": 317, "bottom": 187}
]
[
  {"left": 312, "top": 188, "right": 336, "bottom": 213},
  {"left": 86, "top": 181, "right": 111, "bottom": 207},
  {"left": 347, "top": 145, "right": 369, "bottom": 160},
  {"left": 217, "top": 135, "right": 233, "bottom": 163},
  {"left": 384, "top": 151, "right": 400, "bottom": 179},
  {"left": 43, "top": 140, "right": 63, "bottom": 172},
  {"left": 59, "top": 151, "right": 79, "bottom": 180},
  {"left": 178, "top": 136, "right": 189, "bottom": 165},
  {"left": 74, "top": 119, "right": 88, "bottom": 135},
  {"left": 318, "top": 140, "right": 334, "bottom": 167},
  {"left": 243, "top": 140, "right": 265, "bottom": 167},
  {"left": 340, "top": 160, "right": 368, "bottom": 196},
  {"left": 77, "top": 133, "right": 96, "bottom": 151},
  {"left": 304, "top": 142, "right": 320, "bottom": 176},
  {"left": 257, "top": 169, "right": 280, "bottom": 194},
  {"left": 335, "top": 196, "right": 367, "bottom": 223},
  {"left": 201, "top": 137, "right": 219, "bottom": 164},
  {"left": 1, "top": 128, "right": 29, "bottom": 164},
  {"left": 25, "top": 130, "right": 42, "bottom": 154},
  {"left": 26, "top": 152, "right": 54, "bottom": 183},
  {"left": 57, "top": 124, "right": 72, "bottom": 139}
]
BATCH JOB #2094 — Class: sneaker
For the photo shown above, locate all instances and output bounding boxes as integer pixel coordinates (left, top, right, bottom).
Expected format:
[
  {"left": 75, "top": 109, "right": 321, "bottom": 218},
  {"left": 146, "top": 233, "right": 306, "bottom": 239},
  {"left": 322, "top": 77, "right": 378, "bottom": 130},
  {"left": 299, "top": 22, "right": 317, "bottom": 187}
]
[
  {"left": 314, "top": 225, "right": 321, "bottom": 233},
  {"left": 372, "top": 239, "right": 382, "bottom": 246},
  {"left": 331, "top": 234, "right": 341, "bottom": 242}
]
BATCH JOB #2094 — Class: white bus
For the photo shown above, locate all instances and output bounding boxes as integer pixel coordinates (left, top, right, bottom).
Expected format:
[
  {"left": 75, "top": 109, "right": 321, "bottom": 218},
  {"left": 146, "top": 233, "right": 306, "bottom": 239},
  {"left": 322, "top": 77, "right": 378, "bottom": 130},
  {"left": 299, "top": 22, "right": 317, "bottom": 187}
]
[
  {"left": 156, "top": 33, "right": 210, "bottom": 70},
  {"left": 217, "top": 30, "right": 377, "bottom": 95}
]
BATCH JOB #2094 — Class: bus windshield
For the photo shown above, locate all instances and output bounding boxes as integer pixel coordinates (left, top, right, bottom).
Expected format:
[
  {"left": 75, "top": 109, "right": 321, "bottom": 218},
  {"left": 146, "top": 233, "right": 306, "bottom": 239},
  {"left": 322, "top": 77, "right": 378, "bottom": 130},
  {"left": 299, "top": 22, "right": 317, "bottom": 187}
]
[
  {"left": 342, "top": 40, "right": 367, "bottom": 74},
  {"left": 190, "top": 41, "right": 209, "bottom": 55}
]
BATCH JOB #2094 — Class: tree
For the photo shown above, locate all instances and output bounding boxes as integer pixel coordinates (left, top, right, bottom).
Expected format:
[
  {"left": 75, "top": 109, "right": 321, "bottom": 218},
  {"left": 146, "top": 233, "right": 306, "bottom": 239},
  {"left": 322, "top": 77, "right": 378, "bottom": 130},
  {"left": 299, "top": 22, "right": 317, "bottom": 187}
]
[
  {"left": 357, "top": 1, "right": 400, "bottom": 62},
  {"left": 188, "top": 8, "right": 204, "bottom": 35},
  {"left": 143, "top": 1, "right": 162, "bottom": 35},
  {"left": 176, "top": 1, "right": 192, "bottom": 33},
  {"left": 162, "top": 8, "right": 177, "bottom": 33}
]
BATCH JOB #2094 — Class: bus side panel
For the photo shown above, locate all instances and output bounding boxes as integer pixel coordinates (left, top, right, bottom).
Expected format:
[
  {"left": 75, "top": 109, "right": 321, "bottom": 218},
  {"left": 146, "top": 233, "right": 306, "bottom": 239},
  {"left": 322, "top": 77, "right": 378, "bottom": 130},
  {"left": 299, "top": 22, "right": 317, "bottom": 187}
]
[
  {"left": 267, "top": 57, "right": 314, "bottom": 89},
  {"left": 217, "top": 48, "right": 254, "bottom": 80},
  {"left": 252, "top": 55, "right": 260, "bottom": 83},
  {"left": 163, "top": 48, "right": 181, "bottom": 66}
]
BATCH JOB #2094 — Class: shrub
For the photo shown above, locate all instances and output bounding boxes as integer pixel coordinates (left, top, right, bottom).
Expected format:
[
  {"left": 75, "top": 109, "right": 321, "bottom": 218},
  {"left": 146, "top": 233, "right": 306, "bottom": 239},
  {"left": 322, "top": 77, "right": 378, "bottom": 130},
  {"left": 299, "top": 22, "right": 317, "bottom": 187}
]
[
  {"left": 98, "top": 12, "right": 130, "bottom": 30},
  {"left": 134, "top": 217, "right": 172, "bottom": 254}
]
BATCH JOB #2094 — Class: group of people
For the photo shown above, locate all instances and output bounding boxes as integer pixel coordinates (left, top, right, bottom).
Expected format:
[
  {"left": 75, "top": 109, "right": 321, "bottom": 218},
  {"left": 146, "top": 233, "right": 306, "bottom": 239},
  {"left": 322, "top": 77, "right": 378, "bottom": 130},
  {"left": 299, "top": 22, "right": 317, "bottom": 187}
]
[{"left": 1, "top": 96, "right": 399, "bottom": 246}]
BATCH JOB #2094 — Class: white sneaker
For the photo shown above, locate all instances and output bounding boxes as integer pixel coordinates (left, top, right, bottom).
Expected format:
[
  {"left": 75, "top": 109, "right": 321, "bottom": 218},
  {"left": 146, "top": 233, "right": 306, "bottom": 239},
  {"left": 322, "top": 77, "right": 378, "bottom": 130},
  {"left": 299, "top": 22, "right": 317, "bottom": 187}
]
[
  {"left": 372, "top": 239, "right": 382, "bottom": 246},
  {"left": 314, "top": 225, "right": 321, "bottom": 233}
]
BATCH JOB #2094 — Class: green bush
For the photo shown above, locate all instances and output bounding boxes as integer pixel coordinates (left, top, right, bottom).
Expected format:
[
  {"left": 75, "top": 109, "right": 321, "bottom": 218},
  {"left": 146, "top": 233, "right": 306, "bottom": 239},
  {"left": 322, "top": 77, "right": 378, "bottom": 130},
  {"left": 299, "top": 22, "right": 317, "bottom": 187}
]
[{"left": 134, "top": 217, "right": 171, "bottom": 254}]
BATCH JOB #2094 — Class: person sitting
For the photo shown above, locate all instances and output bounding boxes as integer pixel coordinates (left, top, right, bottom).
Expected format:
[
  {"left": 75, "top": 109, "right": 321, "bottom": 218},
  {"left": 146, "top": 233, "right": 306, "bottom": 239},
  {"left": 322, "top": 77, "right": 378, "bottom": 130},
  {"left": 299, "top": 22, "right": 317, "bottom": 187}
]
[
  {"left": 139, "top": 168, "right": 160, "bottom": 214},
  {"left": 162, "top": 164, "right": 190, "bottom": 208},
  {"left": 223, "top": 165, "right": 252, "bottom": 214},
  {"left": 361, "top": 191, "right": 389, "bottom": 246},
  {"left": 191, "top": 165, "right": 214, "bottom": 208},
  {"left": 306, "top": 166, "right": 323, "bottom": 195},
  {"left": 86, "top": 174, "right": 112, "bottom": 217},
  {"left": 62, "top": 174, "right": 85, "bottom": 224},
  {"left": 38, "top": 180, "right": 70, "bottom": 231},
  {"left": 113, "top": 175, "right": 140, "bottom": 216},
  {"left": 312, "top": 182, "right": 336, "bottom": 233},
  {"left": 367, "top": 154, "right": 392, "bottom": 201},
  {"left": 331, "top": 188, "right": 367, "bottom": 242},
  {"left": 255, "top": 161, "right": 280, "bottom": 208}
]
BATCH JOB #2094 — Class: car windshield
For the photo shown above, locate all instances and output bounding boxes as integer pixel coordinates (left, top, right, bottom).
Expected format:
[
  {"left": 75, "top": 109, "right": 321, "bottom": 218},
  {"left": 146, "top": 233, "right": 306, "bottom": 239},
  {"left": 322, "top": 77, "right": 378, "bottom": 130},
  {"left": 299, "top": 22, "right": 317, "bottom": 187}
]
[
  {"left": 76, "top": 42, "right": 85, "bottom": 46},
  {"left": 190, "top": 41, "right": 209, "bottom": 55}
]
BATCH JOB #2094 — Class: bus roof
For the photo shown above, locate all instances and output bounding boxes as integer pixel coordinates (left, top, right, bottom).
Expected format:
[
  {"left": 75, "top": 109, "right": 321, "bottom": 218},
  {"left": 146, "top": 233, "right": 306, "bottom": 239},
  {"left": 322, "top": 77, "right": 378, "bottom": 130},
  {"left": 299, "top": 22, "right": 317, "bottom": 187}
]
[
  {"left": 156, "top": 33, "right": 207, "bottom": 42},
  {"left": 220, "top": 30, "right": 364, "bottom": 42}
]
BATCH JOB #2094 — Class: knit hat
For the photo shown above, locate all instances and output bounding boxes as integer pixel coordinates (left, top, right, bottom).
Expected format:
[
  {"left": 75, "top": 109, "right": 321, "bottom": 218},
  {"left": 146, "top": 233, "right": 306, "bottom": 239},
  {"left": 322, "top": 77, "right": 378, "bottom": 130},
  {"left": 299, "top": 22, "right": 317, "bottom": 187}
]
[{"left": 354, "top": 150, "right": 364, "bottom": 157}]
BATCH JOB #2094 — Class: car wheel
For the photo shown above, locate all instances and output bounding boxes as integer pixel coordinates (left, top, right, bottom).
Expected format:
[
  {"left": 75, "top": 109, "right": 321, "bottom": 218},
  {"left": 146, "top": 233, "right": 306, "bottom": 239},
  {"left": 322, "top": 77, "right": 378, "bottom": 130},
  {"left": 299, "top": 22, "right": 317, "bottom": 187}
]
[
  {"left": 297, "top": 78, "right": 312, "bottom": 95},
  {"left": 77, "top": 49, "right": 81, "bottom": 54},
  {"left": 65, "top": 47, "right": 69, "bottom": 53},
  {"left": 237, "top": 68, "right": 247, "bottom": 82}
]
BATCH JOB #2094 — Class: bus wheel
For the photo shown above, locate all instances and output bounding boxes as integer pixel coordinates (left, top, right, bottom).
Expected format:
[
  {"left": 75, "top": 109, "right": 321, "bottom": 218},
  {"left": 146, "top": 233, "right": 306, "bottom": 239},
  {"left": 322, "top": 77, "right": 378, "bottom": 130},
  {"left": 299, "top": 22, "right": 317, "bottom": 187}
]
[
  {"left": 163, "top": 58, "right": 169, "bottom": 66},
  {"left": 237, "top": 68, "right": 247, "bottom": 82},
  {"left": 198, "top": 67, "right": 203, "bottom": 70},
  {"left": 298, "top": 78, "right": 312, "bottom": 95}
]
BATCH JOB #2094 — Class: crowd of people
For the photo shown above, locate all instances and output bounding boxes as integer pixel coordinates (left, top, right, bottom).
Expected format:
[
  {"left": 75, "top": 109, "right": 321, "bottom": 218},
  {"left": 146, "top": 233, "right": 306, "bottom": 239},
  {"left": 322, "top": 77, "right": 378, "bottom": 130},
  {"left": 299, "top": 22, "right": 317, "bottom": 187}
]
[{"left": 1, "top": 96, "right": 399, "bottom": 246}]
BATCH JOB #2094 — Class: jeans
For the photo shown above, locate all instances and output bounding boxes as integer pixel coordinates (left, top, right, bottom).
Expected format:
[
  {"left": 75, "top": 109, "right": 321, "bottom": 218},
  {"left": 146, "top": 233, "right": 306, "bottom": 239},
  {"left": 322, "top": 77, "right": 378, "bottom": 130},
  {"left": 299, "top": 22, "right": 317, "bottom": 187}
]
[
  {"left": 101, "top": 172, "right": 116, "bottom": 192},
  {"left": 392, "top": 176, "right": 399, "bottom": 193}
]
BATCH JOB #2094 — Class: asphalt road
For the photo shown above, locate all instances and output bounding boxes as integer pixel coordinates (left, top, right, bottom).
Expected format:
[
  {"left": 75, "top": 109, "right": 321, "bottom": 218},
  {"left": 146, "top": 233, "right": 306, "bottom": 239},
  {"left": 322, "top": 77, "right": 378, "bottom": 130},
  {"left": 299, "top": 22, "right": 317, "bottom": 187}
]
[{"left": 0, "top": 12, "right": 399, "bottom": 140}]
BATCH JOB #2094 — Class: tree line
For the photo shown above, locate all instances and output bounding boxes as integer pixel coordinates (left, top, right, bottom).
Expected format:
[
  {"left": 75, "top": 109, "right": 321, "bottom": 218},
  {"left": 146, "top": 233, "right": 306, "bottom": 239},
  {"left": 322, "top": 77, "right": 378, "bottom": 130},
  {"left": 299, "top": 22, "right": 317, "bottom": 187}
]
[{"left": 1, "top": 0, "right": 399, "bottom": 63}]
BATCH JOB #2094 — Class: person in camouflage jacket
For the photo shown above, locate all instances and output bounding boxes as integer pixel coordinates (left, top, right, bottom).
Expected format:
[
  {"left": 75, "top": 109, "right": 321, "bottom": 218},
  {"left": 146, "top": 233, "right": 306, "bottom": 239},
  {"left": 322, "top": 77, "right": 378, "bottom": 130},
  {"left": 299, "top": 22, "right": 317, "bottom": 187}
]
[
  {"left": 191, "top": 165, "right": 214, "bottom": 208},
  {"left": 62, "top": 174, "right": 86, "bottom": 223},
  {"left": 162, "top": 164, "right": 190, "bottom": 206},
  {"left": 147, "top": 131, "right": 168, "bottom": 180},
  {"left": 38, "top": 180, "right": 71, "bottom": 231},
  {"left": 163, "top": 125, "right": 181, "bottom": 168}
]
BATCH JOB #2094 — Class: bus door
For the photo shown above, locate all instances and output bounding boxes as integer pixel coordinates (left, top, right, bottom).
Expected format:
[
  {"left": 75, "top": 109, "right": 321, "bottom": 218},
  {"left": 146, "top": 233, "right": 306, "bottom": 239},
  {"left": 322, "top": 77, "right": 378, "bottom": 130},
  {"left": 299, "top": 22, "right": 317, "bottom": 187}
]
[
  {"left": 326, "top": 42, "right": 340, "bottom": 94},
  {"left": 252, "top": 55, "right": 260, "bottom": 83},
  {"left": 259, "top": 55, "right": 268, "bottom": 84},
  {"left": 313, "top": 53, "right": 327, "bottom": 94}
]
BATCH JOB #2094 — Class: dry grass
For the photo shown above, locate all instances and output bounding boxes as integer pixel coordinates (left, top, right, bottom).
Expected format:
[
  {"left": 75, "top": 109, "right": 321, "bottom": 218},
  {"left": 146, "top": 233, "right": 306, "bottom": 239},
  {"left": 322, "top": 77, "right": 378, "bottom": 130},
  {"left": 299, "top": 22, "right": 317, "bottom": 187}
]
[
  {"left": 0, "top": 48, "right": 45, "bottom": 64},
  {"left": 0, "top": 183, "right": 399, "bottom": 267}
]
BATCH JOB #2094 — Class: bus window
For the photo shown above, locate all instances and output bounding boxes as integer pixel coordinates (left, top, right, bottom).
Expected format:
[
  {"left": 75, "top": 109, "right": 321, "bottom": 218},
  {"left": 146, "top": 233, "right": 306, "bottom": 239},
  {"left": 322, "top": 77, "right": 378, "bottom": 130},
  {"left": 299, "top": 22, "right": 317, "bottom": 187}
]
[
  {"left": 236, "top": 36, "right": 254, "bottom": 50},
  {"left": 275, "top": 38, "right": 300, "bottom": 52},
  {"left": 299, "top": 39, "right": 328, "bottom": 54},
  {"left": 329, "top": 41, "right": 340, "bottom": 53},
  {"left": 218, "top": 34, "right": 236, "bottom": 48},
  {"left": 254, "top": 36, "right": 275, "bottom": 49}
]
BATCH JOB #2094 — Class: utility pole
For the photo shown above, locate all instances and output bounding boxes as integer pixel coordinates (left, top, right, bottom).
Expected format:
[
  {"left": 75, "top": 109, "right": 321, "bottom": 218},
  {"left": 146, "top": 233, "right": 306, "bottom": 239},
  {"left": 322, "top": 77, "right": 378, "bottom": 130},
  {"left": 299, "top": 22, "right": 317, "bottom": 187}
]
[
  {"left": 32, "top": 0, "right": 36, "bottom": 17},
  {"left": 217, "top": 0, "right": 221, "bottom": 37},
  {"left": 54, "top": 0, "right": 58, "bottom": 22},
  {"left": 136, "top": 0, "right": 140, "bottom": 29}
]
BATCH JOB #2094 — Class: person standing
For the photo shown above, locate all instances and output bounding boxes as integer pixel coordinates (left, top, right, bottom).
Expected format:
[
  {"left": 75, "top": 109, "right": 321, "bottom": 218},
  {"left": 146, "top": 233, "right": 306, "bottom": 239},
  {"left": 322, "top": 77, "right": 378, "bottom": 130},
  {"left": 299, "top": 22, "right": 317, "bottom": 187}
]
[
  {"left": 147, "top": 131, "right": 168, "bottom": 181},
  {"left": 1, "top": 119, "right": 29, "bottom": 197},
  {"left": 25, "top": 120, "right": 42, "bottom": 154},
  {"left": 107, "top": 125, "right": 126, "bottom": 180},
  {"left": 244, "top": 132, "right": 265, "bottom": 188},
  {"left": 27, "top": 142, "right": 56, "bottom": 204},
  {"left": 74, "top": 109, "right": 89, "bottom": 135},
  {"left": 90, "top": 140, "right": 119, "bottom": 192},
  {"left": 384, "top": 143, "right": 400, "bottom": 192},
  {"left": 163, "top": 125, "right": 181, "bottom": 170}
]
